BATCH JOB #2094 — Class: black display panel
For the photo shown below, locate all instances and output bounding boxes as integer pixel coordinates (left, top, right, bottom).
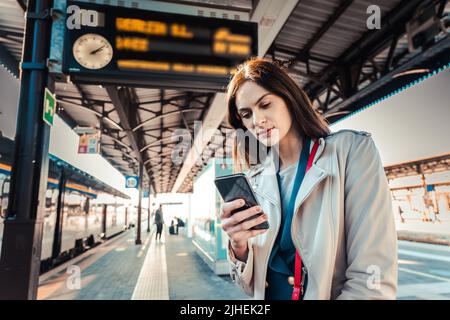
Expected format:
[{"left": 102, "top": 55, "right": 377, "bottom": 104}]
[{"left": 63, "top": 1, "right": 258, "bottom": 91}]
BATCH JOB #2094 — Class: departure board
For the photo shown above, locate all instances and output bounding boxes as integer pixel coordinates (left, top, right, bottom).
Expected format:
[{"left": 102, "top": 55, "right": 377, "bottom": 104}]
[{"left": 62, "top": 1, "right": 258, "bottom": 91}]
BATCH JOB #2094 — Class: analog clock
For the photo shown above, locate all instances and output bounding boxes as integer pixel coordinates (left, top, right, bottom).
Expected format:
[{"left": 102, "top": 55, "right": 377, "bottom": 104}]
[{"left": 72, "top": 34, "right": 113, "bottom": 70}]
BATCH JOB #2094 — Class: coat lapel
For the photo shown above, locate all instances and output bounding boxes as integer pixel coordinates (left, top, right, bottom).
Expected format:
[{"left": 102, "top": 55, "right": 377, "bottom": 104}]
[
  {"left": 294, "top": 163, "right": 330, "bottom": 213},
  {"left": 254, "top": 149, "right": 280, "bottom": 208},
  {"left": 252, "top": 137, "right": 330, "bottom": 217},
  {"left": 294, "top": 137, "right": 330, "bottom": 213}
]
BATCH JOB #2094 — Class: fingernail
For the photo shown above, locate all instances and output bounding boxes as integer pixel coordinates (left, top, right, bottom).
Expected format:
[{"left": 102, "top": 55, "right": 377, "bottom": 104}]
[
  {"left": 240, "top": 200, "right": 245, "bottom": 205},
  {"left": 256, "top": 206, "right": 262, "bottom": 212}
]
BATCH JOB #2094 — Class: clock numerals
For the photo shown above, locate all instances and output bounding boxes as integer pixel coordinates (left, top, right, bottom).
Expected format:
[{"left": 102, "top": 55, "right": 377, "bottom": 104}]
[{"left": 73, "top": 34, "right": 113, "bottom": 70}]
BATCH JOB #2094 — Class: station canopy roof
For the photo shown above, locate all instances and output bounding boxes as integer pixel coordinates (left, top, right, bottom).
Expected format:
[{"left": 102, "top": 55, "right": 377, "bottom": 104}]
[
  {"left": 0, "top": 136, "right": 130, "bottom": 199},
  {"left": 384, "top": 151, "right": 450, "bottom": 178},
  {"left": 1, "top": 0, "right": 449, "bottom": 194}
]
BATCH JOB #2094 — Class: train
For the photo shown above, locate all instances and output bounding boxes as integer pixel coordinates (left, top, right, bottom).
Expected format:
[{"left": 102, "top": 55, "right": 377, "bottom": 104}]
[{"left": 0, "top": 136, "right": 142, "bottom": 273}]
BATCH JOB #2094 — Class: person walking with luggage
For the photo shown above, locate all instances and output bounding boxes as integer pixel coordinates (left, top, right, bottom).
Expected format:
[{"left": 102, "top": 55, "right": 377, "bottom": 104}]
[{"left": 170, "top": 218, "right": 178, "bottom": 235}]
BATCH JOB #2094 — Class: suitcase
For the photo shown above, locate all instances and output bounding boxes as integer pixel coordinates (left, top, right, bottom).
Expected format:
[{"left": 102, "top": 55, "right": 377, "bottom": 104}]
[{"left": 169, "top": 225, "right": 175, "bottom": 235}]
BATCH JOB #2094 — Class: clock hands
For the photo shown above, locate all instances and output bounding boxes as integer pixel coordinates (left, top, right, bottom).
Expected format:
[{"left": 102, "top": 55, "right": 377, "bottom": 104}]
[
  {"left": 74, "top": 34, "right": 113, "bottom": 69},
  {"left": 90, "top": 45, "right": 105, "bottom": 55}
]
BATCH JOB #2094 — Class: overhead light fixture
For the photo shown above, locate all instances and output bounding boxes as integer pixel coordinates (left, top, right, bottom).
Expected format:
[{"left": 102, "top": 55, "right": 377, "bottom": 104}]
[
  {"left": 103, "top": 117, "right": 123, "bottom": 131},
  {"left": 392, "top": 68, "right": 430, "bottom": 79}
]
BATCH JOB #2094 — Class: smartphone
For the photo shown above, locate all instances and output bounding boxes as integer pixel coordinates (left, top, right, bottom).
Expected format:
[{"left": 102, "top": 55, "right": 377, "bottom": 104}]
[{"left": 214, "top": 173, "right": 269, "bottom": 230}]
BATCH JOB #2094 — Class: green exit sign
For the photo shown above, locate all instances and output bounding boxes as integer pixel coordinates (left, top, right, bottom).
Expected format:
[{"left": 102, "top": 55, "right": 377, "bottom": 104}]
[{"left": 43, "top": 87, "right": 56, "bottom": 126}]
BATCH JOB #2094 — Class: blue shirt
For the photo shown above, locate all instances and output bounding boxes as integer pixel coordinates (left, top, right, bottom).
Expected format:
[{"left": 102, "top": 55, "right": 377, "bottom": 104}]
[{"left": 265, "top": 138, "right": 311, "bottom": 300}]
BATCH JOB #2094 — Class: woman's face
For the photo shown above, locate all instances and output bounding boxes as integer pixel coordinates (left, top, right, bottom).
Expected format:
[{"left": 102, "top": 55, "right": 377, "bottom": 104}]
[{"left": 235, "top": 81, "right": 294, "bottom": 147}]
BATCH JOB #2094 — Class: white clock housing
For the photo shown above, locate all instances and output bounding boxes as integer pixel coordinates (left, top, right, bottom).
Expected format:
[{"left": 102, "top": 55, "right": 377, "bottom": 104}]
[{"left": 73, "top": 34, "right": 113, "bottom": 70}]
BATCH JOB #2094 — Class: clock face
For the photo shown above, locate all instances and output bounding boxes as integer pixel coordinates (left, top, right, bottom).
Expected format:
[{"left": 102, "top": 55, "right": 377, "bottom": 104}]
[{"left": 73, "top": 34, "right": 113, "bottom": 70}]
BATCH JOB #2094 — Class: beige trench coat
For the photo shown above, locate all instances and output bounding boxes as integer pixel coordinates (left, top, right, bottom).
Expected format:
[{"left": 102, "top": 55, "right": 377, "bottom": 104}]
[{"left": 227, "top": 129, "right": 398, "bottom": 300}]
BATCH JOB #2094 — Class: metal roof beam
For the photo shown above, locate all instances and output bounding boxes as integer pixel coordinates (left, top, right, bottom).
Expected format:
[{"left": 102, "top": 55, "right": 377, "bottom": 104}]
[
  {"left": 252, "top": 0, "right": 299, "bottom": 56},
  {"left": 16, "top": 0, "right": 26, "bottom": 12},
  {"left": 167, "top": 96, "right": 192, "bottom": 192},
  {"left": 56, "top": 108, "right": 78, "bottom": 129},
  {"left": 159, "top": 90, "right": 164, "bottom": 193},
  {"left": 75, "top": 84, "right": 98, "bottom": 110},
  {"left": 0, "top": 43, "right": 19, "bottom": 78},
  {"left": 327, "top": 36, "right": 450, "bottom": 116},
  {"left": 306, "top": 0, "right": 427, "bottom": 98},
  {"left": 273, "top": 46, "right": 333, "bottom": 65},
  {"left": 58, "top": 100, "right": 103, "bottom": 117},
  {"left": 132, "top": 108, "right": 203, "bottom": 131},
  {"left": 276, "top": 0, "right": 354, "bottom": 73},
  {"left": 57, "top": 94, "right": 111, "bottom": 105},
  {"left": 0, "top": 29, "right": 23, "bottom": 39},
  {"left": 57, "top": 99, "right": 124, "bottom": 131},
  {"left": 383, "top": 35, "right": 400, "bottom": 75},
  {"left": 106, "top": 86, "right": 155, "bottom": 192},
  {"left": 137, "top": 93, "right": 209, "bottom": 106},
  {"left": 303, "top": 0, "right": 354, "bottom": 54},
  {"left": 106, "top": 86, "right": 144, "bottom": 164},
  {"left": 142, "top": 123, "right": 188, "bottom": 132},
  {"left": 139, "top": 132, "right": 188, "bottom": 152}
]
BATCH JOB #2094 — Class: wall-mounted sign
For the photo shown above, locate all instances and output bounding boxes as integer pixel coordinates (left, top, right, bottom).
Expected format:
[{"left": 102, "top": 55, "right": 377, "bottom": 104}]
[
  {"left": 62, "top": 1, "right": 258, "bottom": 91},
  {"left": 43, "top": 88, "right": 56, "bottom": 126},
  {"left": 125, "top": 175, "right": 139, "bottom": 188},
  {"left": 74, "top": 127, "right": 101, "bottom": 154}
]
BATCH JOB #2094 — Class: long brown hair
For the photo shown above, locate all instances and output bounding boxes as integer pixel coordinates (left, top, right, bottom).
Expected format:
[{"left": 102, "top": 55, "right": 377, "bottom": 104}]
[{"left": 227, "top": 58, "right": 330, "bottom": 170}]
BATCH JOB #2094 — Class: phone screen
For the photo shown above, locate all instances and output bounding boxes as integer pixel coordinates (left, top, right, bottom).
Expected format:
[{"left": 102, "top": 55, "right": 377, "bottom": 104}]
[{"left": 214, "top": 173, "right": 269, "bottom": 230}]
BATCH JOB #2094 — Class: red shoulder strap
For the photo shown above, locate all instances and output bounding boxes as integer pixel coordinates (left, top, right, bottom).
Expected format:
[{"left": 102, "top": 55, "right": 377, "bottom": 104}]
[{"left": 292, "top": 140, "right": 319, "bottom": 300}]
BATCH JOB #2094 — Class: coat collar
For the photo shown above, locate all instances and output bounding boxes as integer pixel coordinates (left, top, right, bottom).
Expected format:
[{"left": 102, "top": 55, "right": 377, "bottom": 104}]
[{"left": 250, "top": 136, "right": 330, "bottom": 211}]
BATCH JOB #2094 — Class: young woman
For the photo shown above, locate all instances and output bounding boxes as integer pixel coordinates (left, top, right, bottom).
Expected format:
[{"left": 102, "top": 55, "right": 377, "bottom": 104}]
[{"left": 219, "top": 58, "right": 397, "bottom": 300}]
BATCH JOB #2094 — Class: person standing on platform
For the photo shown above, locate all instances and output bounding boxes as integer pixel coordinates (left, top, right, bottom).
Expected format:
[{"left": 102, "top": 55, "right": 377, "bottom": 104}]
[
  {"left": 154, "top": 204, "right": 164, "bottom": 241},
  {"left": 220, "top": 58, "right": 397, "bottom": 300},
  {"left": 398, "top": 205, "right": 405, "bottom": 223}
]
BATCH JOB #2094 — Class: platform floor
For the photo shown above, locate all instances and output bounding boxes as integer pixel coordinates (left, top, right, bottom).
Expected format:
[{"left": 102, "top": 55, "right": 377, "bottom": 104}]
[
  {"left": 37, "top": 226, "right": 248, "bottom": 300},
  {"left": 38, "top": 226, "right": 450, "bottom": 300}
]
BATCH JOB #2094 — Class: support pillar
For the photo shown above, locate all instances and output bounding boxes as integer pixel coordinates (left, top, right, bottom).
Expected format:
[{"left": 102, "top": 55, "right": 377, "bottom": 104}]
[{"left": 0, "top": 0, "right": 54, "bottom": 300}]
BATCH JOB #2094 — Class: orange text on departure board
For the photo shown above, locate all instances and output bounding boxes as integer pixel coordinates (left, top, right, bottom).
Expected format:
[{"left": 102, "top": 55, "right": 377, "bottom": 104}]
[{"left": 116, "top": 18, "right": 193, "bottom": 39}]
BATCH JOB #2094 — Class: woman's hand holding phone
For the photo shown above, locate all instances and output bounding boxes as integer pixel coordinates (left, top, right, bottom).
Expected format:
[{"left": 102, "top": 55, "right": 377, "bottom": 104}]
[{"left": 220, "top": 199, "right": 268, "bottom": 262}]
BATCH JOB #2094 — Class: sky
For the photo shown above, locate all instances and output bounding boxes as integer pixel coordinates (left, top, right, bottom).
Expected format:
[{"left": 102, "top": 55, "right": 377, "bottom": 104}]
[{"left": 331, "top": 68, "right": 450, "bottom": 166}]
